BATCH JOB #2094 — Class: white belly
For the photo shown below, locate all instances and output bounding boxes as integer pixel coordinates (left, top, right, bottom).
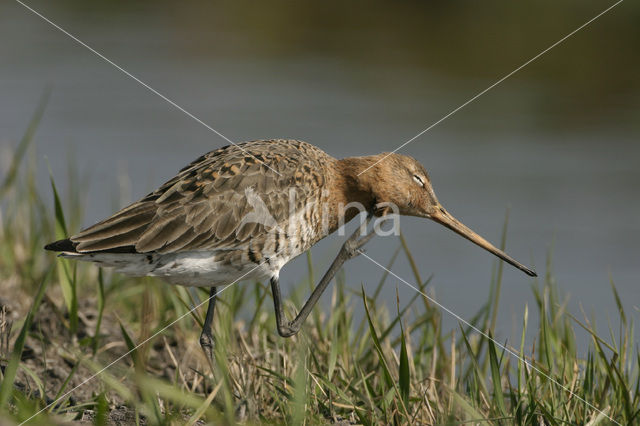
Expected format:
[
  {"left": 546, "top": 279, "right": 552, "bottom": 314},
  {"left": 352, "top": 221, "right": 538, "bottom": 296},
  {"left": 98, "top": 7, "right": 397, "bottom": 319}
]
[{"left": 61, "top": 250, "right": 289, "bottom": 287}]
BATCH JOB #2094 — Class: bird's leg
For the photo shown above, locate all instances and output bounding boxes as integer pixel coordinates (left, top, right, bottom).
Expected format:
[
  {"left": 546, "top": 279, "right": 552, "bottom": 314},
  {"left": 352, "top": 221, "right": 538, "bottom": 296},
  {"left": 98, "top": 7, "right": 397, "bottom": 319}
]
[
  {"left": 199, "top": 287, "right": 217, "bottom": 363},
  {"left": 271, "top": 214, "right": 374, "bottom": 337}
]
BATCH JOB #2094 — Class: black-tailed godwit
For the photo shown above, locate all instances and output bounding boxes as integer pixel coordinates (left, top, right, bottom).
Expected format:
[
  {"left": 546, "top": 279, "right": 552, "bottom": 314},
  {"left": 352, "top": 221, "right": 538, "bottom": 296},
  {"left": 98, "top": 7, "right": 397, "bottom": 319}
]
[{"left": 45, "top": 139, "right": 535, "bottom": 361}]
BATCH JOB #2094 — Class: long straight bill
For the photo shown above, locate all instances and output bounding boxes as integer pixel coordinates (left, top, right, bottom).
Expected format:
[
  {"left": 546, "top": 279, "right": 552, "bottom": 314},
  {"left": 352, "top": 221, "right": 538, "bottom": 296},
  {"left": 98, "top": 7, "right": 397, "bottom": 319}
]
[{"left": 430, "top": 206, "right": 537, "bottom": 277}]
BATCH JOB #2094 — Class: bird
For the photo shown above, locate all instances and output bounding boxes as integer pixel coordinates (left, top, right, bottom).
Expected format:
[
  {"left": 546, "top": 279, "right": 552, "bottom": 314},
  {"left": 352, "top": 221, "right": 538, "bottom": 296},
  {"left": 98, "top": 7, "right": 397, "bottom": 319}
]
[{"left": 45, "top": 139, "right": 536, "bottom": 361}]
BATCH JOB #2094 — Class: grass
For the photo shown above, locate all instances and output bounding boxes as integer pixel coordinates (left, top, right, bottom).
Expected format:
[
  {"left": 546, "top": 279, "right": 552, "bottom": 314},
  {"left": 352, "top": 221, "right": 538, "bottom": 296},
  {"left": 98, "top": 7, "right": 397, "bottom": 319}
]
[{"left": 0, "top": 103, "right": 638, "bottom": 425}]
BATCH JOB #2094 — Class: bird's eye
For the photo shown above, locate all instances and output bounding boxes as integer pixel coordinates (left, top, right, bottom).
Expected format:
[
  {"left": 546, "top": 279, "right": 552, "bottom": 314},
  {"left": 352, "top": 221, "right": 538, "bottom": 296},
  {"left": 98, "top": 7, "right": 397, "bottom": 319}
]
[{"left": 413, "top": 174, "right": 424, "bottom": 187}]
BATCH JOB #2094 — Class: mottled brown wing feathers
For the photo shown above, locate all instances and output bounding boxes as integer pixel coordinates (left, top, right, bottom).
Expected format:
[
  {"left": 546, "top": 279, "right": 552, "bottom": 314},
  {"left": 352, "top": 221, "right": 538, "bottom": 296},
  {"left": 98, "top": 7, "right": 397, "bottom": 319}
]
[
  {"left": 72, "top": 202, "right": 156, "bottom": 251},
  {"left": 67, "top": 140, "right": 333, "bottom": 254}
]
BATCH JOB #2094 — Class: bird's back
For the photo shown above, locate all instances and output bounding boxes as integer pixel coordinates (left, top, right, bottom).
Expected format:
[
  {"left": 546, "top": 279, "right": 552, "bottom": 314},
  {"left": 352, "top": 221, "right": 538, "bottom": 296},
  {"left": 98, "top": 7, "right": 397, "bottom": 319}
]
[{"left": 45, "top": 139, "right": 338, "bottom": 284}]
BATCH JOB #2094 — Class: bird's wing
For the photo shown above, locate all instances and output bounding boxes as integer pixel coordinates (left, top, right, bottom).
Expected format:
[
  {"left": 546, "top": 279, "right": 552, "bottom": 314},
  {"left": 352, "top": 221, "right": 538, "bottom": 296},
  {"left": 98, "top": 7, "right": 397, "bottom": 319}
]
[{"left": 70, "top": 140, "right": 330, "bottom": 254}]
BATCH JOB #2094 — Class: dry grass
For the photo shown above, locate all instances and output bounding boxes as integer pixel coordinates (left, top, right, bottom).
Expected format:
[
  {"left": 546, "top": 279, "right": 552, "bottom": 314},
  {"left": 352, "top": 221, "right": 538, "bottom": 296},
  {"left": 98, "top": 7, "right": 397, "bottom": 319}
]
[{"left": 0, "top": 100, "right": 637, "bottom": 425}]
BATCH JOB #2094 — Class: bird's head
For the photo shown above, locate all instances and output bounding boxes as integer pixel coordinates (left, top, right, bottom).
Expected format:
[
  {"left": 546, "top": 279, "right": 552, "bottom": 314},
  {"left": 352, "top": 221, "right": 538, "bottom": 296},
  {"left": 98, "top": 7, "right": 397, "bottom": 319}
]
[{"left": 359, "top": 153, "right": 537, "bottom": 277}]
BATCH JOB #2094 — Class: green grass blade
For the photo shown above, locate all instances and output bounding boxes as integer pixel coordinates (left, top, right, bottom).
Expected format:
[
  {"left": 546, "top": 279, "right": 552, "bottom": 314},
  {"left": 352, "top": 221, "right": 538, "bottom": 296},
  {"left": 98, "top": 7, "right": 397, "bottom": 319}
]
[
  {"left": 92, "top": 269, "right": 106, "bottom": 355},
  {"left": 185, "top": 382, "right": 222, "bottom": 426},
  {"left": 119, "top": 322, "right": 140, "bottom": 371},
  {"left": 49, "top": 173, "right": 68, "bottom": 237},
  {"left": 488, "top": 332, "right": 507, "bottom": 419},
  {"left": 94, "top": 392, "right": 109, "bottom": 426},
  {"left": 361, "top": 286, "right": 410, "bottom": 421},
  {"left": 399, "top": 232, "right": 422, "bottom": 286},
  {"left": 450, "top": 389, "right": 488, "bottom": 423},
  {"left": 540, "top": 288, "right": 553, "bottom": 373},
  {"left": 489, "top": 208, "right": 509, "bottom": 333},
  {"left": 517, "top": 304, "right": 528, "bottom": 394},
  {"left": 49, "top": 172, "right": 78, "bottom": 334},
  {"left": 0, "top": 269, "right": 52, "bottom": 411},
  {"left": 396, "top": 288, "right": 410, "bottom": 409},
  {"left": 609, "top": 276, "right": 626, "bottom": 326},
  {"left": 291, "top": 342, "right": 308, "bottom": 425},
  {"left": 459, "top": 326, "right": 490, "bottom": 398},
  {"left": 362, "top": 287, "right": 392, "bottom": 388},
  {"left": 0, "top": 88, "right": 50, "bottom": 197},
  {"left": 52, "top": 359, "right": 80, "bottom": 409}
]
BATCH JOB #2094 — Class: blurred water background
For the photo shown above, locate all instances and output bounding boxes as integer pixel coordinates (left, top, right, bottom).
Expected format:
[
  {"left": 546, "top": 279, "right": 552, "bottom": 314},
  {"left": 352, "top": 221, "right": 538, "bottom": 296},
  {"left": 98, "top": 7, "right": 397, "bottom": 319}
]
[{"left": 1, "top": 1, "right": 639, "bottom": 348}]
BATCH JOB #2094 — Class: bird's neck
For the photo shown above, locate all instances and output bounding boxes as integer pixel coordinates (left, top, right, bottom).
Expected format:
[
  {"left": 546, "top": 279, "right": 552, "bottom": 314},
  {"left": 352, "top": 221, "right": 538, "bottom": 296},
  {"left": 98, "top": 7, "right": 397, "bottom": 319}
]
[{"left": 330, "top": 155, "right": 382, "bottom": 218}]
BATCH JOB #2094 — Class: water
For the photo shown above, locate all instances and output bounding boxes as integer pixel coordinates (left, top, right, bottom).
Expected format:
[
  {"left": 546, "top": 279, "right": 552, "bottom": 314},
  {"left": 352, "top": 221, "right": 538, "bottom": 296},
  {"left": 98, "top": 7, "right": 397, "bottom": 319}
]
[{"left": 1, "top": 1, "right": 639, "bottom": 348}]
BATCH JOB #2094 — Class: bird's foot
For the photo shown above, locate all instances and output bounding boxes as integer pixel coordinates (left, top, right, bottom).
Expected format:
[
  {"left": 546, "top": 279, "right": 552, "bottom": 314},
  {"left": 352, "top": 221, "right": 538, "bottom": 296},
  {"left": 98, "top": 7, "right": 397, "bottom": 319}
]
[
  {"left": 276, "top": 321, "right": 298, "bottom": 338},
  {"left": 199, "top": 332, "right": 215, "bottom": 371},
  {"left": 343, "top": 233, "right": 374, "bottom": 260}
]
